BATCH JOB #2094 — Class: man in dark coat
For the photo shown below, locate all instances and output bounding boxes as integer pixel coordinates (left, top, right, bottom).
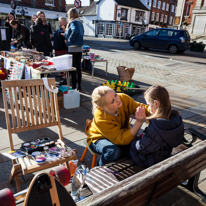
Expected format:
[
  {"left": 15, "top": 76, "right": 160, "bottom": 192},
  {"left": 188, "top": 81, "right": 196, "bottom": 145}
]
[{"left": 31, "top": 17, "right": 52, "bottom": 56}]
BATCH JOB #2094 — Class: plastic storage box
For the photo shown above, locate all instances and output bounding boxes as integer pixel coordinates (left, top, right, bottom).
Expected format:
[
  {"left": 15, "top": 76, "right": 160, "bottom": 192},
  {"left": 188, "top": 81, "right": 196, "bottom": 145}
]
[{"left": 63, "top": 90, "right": 80, "bottom": 109}]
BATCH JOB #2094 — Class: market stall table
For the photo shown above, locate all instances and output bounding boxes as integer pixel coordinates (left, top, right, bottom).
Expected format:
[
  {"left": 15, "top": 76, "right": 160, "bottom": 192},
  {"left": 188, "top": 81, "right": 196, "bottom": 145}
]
[{"left": 91, "top": 59, "right": 108, "bottom": 78}]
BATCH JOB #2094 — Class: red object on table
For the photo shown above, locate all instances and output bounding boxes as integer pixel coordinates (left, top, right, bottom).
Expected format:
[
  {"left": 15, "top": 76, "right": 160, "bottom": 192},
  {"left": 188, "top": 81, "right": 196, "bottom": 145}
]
[{"left": 0, "top": 68, "right": 6, "bottom": 80}]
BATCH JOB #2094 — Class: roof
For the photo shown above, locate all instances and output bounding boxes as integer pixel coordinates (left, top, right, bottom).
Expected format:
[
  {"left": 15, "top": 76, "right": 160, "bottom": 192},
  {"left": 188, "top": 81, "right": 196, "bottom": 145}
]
[
  {"left": 66, "top": 1, "right": 97, "bottom": 17},
  {"left": 81, "top": 1, "right": 97, "bottom": 16},
  {"left": 97, "top": 0, "right": 149, "bottom": 11}
]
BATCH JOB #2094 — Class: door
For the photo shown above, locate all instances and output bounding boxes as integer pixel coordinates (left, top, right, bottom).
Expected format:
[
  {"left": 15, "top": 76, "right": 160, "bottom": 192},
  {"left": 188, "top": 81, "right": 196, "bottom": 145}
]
[
  {"left": 105, "top": 23, "right": 113, "bottom": 37},
  {"left": 140, "top": 29, "right": 159, "bottom": 48},
  {"left": 96, "top": 23, "right": 104, "bottom": 37},
  {"left": 155, "top": 29, "right": 174, "bottom": 49},
  {"left": 193, "top": 16, "right": 206, "bottom": 35}
]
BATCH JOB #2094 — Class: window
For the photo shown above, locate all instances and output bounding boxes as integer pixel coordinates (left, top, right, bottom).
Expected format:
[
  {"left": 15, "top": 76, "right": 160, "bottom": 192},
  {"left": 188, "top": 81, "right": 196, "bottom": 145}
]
[
  {"left": 153, "top": 0, "right": 156, "bottom": 7},
  {"left": 45, "top": 0, "right": 54, "bottom": 5},
  {"left": 97, "top": 23, "right": 104, "bottom": 35},
  {"left": 132, "top": 26, "right": 141, "bottom": 35},
  {"left": 169, "top": 16, "right": 173, "bottom": 25},
  {"left": 159, "top": 29, "right": 173, "bottom": 36},
  {"left": 158, "top": 1, "right": 161, "bottom": 9},
  {"left": 156, "top": 13, "right": 159, "bottom": 22},
  {"left": 151, "top": 12, "right": 155, "bottom": 21},
  {"left": 162, "top": 2, "right": 165, "bottom": 10},
  {"left": 160, "top": 14, "right": 164, "bottom": 22},
  {"left": 166, "top": 4, "right": 169, "bottom": 11},
  {"left": 135, "top": 11, "right": 145, "bottom": 22},
  {"left": 145, "top": 29, "right": 159, "bottom": 36},
  {"left": 186, "top": 4, "right": 191, "bottom": 16},
  {"left": 171, "top": 5, "right": 174, "bottom": 12},
  {"left": 121, "top": 8, "right": 128, "bottom": 21},
  {"left": 164, "top": 15, "right": 167, "bottom": 23}
]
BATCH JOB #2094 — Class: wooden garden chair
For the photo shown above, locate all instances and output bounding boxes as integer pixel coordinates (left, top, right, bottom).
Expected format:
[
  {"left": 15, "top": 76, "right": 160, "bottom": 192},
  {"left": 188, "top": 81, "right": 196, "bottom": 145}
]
[{"left": 2, "top": 78, "right": 77, "bottom": 192}]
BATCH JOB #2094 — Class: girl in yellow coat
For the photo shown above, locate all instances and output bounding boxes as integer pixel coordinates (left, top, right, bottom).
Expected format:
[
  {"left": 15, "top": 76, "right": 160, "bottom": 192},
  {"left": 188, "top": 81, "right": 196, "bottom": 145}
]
[{"left": 87, "top": 86, "right": 149, "bottom": 166}]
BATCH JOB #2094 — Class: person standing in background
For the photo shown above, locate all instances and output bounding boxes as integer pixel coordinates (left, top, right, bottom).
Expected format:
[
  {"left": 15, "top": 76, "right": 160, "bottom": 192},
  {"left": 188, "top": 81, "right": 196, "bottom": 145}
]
[
  {"left": 10, "top": 19, "right": 32, "bottom": 49},
  {"left": 30, "top": 15, "right": 37, "bottom": 29},
  {"left": 4, "top": 12, "right": 16, "bottom": 41},
  {"left": 31, "top": 17, "right": 52, "bottom": 56},
  {"left": 64, "top": 8, "right": 84, "bottom": 92},
  {"left": 37, "top": 11, "right": 52, "bottom": 39},
  {"left": 53, "top": 16, "right": 68, "bottom": 57}
]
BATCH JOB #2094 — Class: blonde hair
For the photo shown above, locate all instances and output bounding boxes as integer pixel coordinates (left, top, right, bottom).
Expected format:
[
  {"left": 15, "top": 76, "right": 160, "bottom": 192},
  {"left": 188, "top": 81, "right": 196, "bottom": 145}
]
[
  {"left": 66, "top": 8, "right": 79, "bottom": 29},
  {"left": 92, "top": 86, "right": 113, "bottom": 115},
  {"left": 144, "top": 85, "right": 179, "bottom": 120},
  {"left": 31, "top": 15, "right": 37, "bottom": 24},
  {"left": 37, "top": 11, "right": 48, "bottom": 25}
]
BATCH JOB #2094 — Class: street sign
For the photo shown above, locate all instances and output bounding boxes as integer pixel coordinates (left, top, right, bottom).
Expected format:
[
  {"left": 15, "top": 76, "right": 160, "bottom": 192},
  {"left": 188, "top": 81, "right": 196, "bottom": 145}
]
[
  {"left": 10, "top": 0, "right": 16, "bottom": 10},
  {"left": 74, "top": 0, "right": 81, "bottom": 8}
]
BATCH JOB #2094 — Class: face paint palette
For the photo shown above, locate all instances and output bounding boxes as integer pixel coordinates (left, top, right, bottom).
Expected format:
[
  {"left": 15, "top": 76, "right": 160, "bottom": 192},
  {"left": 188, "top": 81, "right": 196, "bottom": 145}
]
[{"left": 21, "top": 138, "right": 55, "bottom": 154}]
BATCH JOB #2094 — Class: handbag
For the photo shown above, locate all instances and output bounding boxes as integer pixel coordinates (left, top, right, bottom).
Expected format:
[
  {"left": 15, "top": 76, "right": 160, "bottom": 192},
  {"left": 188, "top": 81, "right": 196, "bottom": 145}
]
[{"left": 117, "top": 66, "right": 135, "bottom": 82}]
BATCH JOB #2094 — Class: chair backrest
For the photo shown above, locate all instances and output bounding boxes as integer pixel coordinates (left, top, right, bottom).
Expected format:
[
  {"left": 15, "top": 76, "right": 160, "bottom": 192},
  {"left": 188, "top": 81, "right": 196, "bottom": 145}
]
[{"left": 2, "top": 78, "right": 63, "bottom": 150}]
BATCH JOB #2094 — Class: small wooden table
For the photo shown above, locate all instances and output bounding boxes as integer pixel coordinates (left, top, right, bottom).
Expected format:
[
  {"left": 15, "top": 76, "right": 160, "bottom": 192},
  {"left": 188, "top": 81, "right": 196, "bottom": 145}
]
[
  {"left": 40, "top": 67, "right": 76, "bottom": 87},
  {"left": 91, "top": 59, "right": 108, "bottom": 78}
]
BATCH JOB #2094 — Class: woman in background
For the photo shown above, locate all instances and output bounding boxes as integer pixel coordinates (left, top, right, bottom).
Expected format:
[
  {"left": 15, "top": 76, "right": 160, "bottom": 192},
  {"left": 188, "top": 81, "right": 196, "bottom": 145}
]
[
  {"left": 4, "top": 12, "right": 16, "bottom": 41},
  {"left": 64, "top": 8, "right": 84, "bottom": 92},
  {"left": 31, "top": 17, "right": 52, "bottom": 56},
  {"left": 37, "top": 11, "right": 52, "bottom": 39},
  {"left": 10, "top": 19, "right": 32, "bottom": 49},
  {"left": 30, "top": 15, "right": 37, "bottom": 29}
]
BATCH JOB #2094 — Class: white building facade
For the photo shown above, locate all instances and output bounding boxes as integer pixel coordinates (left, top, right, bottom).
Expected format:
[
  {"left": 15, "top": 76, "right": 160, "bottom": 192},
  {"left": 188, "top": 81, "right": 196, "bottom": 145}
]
[{"left": 81, "top": 0, "right": 150, "bottom": 38}]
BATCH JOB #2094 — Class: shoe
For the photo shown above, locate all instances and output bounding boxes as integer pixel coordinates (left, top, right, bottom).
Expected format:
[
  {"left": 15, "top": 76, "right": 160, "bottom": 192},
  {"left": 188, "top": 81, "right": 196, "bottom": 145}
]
[{"left": 59, "top": 79, "right": 67, "bottom": 85}]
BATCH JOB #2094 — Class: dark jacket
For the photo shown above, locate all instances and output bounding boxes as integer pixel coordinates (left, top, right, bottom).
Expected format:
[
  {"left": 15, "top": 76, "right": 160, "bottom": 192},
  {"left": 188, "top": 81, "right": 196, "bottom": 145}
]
[
  {"left": 31, "top": 23, "right": 52, "bottom": 55},
  {"left": 4, "top": 21, "right": 14, "bottom": 42},
  {"left": 65, "top": 19, "right": 84, "bottom": 47},
  {"left": 15, "top": 23, "right": 32, "bottom": 49},
  {"left": 129, "top": 112, "right": 184, "bottom": 167},
  {"left": 43, "top": 22, "right": 52, "bottom": 34},
  {"left": 53, "top": 27, "right": 67, "bottom": 51}
]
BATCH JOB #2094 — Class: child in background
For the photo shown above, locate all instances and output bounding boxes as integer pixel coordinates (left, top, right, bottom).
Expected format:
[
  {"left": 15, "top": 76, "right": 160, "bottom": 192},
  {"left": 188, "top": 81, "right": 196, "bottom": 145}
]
[{"left": 129, "top": 85, "right": 184, "bottom": 167}]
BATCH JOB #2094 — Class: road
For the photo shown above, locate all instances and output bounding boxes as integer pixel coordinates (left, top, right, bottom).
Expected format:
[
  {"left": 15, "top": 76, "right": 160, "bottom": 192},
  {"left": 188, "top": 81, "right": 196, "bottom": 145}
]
[{"left": 84, "top": 36, "right": 206, "bottom": 66}]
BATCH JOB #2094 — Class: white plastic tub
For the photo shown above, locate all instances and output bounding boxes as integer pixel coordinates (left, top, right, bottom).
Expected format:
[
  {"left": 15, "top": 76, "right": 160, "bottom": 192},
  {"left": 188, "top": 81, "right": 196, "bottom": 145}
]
[{"left": 63, "top": 90, "right": 80, "bottom": 109}]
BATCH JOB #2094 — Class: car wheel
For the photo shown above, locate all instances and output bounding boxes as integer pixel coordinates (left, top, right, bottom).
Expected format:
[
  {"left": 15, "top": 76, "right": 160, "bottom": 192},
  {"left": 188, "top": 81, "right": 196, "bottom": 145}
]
[
  {"left": 169, "top": 45, "right": 178, "bottom": 54},
  {"left": 133, "top": 41, "right": 140, "bottom": 50},
  {"left": 179, "top": 50, "right": 185, "bottom": 53}
]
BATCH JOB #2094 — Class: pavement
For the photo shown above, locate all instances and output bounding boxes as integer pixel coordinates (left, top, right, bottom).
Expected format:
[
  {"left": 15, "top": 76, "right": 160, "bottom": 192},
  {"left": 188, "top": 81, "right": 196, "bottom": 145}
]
[{"left": 1, "top": 41, "right": 206, "bottom": 205}]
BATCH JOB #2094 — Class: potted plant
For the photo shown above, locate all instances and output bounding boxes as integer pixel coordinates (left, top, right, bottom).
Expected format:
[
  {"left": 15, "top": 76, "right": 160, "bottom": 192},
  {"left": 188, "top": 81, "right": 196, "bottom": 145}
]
[
  {"left": 155, "top": 21, "right": 159, "bottom": 25},
  {"left": 164, "top": 23, "right": 167, "bottom": 26},
  {"left": 160, "top": 22, "right": 163, "bottom": 26},
  {"left": 151, "top": 20, "right": 154, "bottom": 24},
  {"left": 190, "top": 41, "right": 205, "bottom": 52}
]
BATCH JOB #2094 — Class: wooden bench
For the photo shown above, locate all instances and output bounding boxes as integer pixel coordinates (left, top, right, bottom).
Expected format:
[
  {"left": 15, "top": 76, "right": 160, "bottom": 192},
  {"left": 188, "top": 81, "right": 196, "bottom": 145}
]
[{"left": 77, "top": 128, "right": 206, "bottom": 206}]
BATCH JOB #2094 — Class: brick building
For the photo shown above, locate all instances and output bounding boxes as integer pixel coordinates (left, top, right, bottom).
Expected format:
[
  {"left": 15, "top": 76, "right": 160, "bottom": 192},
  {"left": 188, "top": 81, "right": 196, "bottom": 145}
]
[
  {"left": 0, "top": 0, "right": 66, "bottom": 31},
  {"left": 148, "top": 0, "right": 177, "bottom": 29}
]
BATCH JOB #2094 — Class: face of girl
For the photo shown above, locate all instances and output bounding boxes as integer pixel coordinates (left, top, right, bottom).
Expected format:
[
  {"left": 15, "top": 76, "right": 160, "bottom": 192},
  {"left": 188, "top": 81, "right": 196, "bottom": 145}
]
[
  {"left": 9, "top": 14, "right": 14, "bottom": 21},
  {"left": 32, "top": 15, "right": 37, "bottom": 22},
  {"left": 40, "top": 13, "right": 45, "bottom": 21},
  {"left": 103, "top": 90, "right": 122, "bottom": 113},
  {"left": 145, "top": 96, "right": 159, "bottom": 114}
]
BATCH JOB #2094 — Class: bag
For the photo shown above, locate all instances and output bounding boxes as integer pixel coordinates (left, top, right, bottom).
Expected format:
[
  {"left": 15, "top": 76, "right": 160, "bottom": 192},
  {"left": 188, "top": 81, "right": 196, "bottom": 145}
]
[{"left": 117, "top": 66, "right": 135, "bottom": 82}]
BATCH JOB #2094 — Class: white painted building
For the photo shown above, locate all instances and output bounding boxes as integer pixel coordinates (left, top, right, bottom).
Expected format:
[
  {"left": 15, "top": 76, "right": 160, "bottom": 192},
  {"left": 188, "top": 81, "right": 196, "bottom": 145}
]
[{"left": 79, "top": 0, "right": 150, "bottom": 38}]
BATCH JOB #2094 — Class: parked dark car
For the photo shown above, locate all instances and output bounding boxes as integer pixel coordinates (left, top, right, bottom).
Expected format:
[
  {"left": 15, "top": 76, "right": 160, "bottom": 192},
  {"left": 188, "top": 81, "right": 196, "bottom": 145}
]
[{"left": 130, "top": 28, "right": 190, "bottom": 54}]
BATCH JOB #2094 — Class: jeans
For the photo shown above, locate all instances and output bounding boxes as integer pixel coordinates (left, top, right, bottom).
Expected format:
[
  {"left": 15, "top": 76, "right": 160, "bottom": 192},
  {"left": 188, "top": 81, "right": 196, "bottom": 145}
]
[{"left": 90, "top": 139, "right": 129, "bottom": 166}]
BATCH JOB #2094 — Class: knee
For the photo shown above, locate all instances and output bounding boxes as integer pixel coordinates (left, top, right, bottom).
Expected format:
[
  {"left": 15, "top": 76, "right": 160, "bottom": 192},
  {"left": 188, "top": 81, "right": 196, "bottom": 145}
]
[{"left": 105, "top": 145, "right": 122, "bottom": 161}]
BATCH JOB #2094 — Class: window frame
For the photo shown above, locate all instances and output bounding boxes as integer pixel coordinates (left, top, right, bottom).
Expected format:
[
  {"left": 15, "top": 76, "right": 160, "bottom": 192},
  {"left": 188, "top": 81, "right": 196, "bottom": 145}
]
[
  {"left": 151, "top": 12, "right": 155, "bottom": 21},
  {"left": 153, "top": 0, "right": 157, "bottom": 8},
  {"left": 45, "top": 0, "right": 54, "bottom": 6},
  {"left": 157, "top": 1, "right": 161, "bottom": 9},
  {"left": 145, "top": 29, "right": 159, "bottom": 37},
  {"left": 162, "top": 2, "right": 165, "bottom": 10},
  {"left": 121, "top": 8, "right": 128, "bottom": 21},
  {"left": 160, "top": 14, "right": 164, "bottom": 22},
  {"left": 166, "top": 3, "right": 169, "bottom": 11}
]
